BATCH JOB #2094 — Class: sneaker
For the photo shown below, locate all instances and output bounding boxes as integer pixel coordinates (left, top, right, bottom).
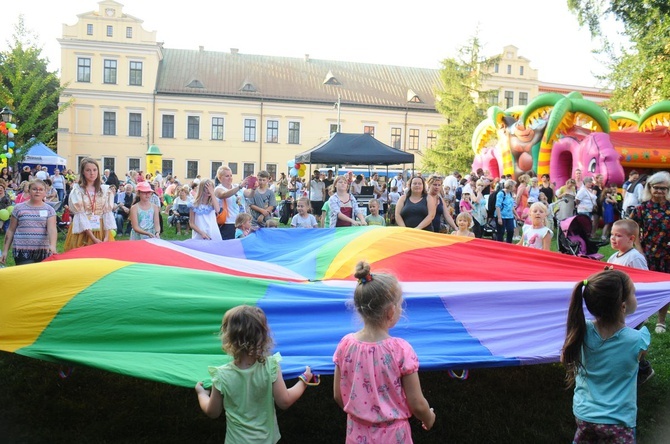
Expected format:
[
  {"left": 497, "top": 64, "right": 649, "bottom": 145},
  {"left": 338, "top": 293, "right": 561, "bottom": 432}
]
[
  {"left": 655, "top": 323, "right": 667, "bottom": 334},
  {"left": 638, "top": 362, "right": 655, "bottom": 386}
]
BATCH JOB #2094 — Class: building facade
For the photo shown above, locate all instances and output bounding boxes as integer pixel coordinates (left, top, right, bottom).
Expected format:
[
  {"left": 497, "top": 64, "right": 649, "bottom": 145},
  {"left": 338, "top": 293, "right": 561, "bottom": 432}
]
[{"left": 57, "top": 2, "right": 610, "bottom": 181}]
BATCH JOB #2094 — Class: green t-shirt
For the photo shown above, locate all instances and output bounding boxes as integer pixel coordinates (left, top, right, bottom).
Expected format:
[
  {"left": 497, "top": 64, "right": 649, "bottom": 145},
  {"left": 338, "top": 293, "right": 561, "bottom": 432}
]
[
  {"left": 321, "top": 201, "right": 331, "bottom": 228},
  {"left": 209, "top": 352, "right": 281, "bottom": 444},
  {"left": 365, "top": 214, "right": 386, "bottom": 226}
]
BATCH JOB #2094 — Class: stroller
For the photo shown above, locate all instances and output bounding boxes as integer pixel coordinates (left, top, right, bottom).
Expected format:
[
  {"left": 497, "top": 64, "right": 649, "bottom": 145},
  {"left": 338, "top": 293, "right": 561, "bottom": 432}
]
[{"left": 558, "top": 215, "right": 604, "bottom": 261}]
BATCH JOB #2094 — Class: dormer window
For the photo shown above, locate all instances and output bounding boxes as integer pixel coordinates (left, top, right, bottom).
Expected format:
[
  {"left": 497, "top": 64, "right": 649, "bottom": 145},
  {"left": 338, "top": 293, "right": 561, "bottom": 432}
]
[
  {"left": 126, "top": 27, "right": 133, "bottom": 38},
  {"left": 107, "top": 25, "right": 113, "bottom": 37},
  {"left": 240, "top": 82, "right": 257, "bottom": 92},
  {"left": 323, "top": 70, "right": 341, "bottom": 85},
  {"left": 186, "top": 79, "right": 205, "bottom": 89},
  {"left": 87, "top": 24, "right": 93, "bottom": 35},
  {"left": 407, "top": 89, "right": 422, "bottom": 103}
]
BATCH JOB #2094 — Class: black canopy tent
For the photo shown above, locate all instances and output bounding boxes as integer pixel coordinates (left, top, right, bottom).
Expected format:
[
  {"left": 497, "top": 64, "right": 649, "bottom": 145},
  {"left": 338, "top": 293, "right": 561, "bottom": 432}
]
[
  {"left": 295, "top": 133, "right": 414, "bottom": 166},
  {"left": 294, "top": 132, "right": 414, "bottom": 206}
]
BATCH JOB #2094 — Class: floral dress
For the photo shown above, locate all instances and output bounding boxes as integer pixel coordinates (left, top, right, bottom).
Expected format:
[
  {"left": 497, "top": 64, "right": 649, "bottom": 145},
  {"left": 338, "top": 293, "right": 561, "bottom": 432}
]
[
  {"left": 631, "top": 200, "right": 670, "bottom": 273},
  {"left": 333, "top": 334, "right": 419, "bottom": 444}
]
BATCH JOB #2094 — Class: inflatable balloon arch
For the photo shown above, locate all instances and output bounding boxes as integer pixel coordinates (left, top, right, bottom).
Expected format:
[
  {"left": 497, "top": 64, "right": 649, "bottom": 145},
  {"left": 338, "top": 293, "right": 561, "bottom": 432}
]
[
  {"left": 0, "top": 120, "right": 19, "bottom": 170},
  {"left": 287, "top": 158, "right": 307, "bottom": 178}
]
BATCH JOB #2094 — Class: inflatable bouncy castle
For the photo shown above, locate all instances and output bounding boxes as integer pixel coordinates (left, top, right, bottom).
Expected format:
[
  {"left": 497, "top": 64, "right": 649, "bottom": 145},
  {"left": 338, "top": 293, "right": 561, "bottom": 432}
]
[{"left": 472, "top": 92, "right": 670, "bottom": 184}]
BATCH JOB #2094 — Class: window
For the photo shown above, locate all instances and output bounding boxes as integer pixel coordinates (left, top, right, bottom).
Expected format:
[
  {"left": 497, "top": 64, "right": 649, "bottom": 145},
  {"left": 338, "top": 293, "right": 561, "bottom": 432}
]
[
  {"left": 186, "top": 161, "right": 199, "bottom": 179},
  {"left": 129, "top": 158, "right": 140, "bottom": 172},
  {"left": 506, "top": 65, "right": 511, "bottom": 74},
  {"left": 77, "top": 58, "right": 91, "bottom": 82},
  {"left": 408, "top": 129, "right": 419, "bottom": 150},
  {"left": 288, "top": 121, "right": 300, "bottom": 144},
  {"left": 504, "top": 91, "right": 514, "bottom": 108},
  {"left": 103, "top": 111, "right": 116, "bottom": 135},
  {"left": 162, "top": 115, "right": 174, "bottom": 138},
  {"left": 187, "top": 116, "right": 200, "bottom": 139},
  {"left": 129, "top": 113, "right": 142, "bottom": 137},
  {"left": 77, "top": 156, "right": 87, "bottom": 169},
  {"left": 267, "top": 120, "right": 279, "bottom": 143},
  {"left": 266, "top": 164, "right": 277, "bottom": 181},
  {"left": 129, "top": 61, "right": 143, "bottom": 86},
  {"left": 329, "top": 123, "right": 339, "bottom": 135},
  {"left": 427, "top": 130, "right": 437, "bottom": 148},
  {"left": 126, "top": 27, "right": 133, "bottom": 38},
  {"left": 363, "top": 126, "right": 375, "bottom": 138},
  {"left": 243, "top": 163, "right": 255, "bottom": 178},
  {"left": 494, "top": 63, "right": 499, "bottom": 73},
  {"left": 519, "top": 66, "right": 524, "bottom": 76},
  {"left": 103, "top": 59, "right": 117, "bottom": 84},
  {"left": 211, "top": 117, "right": 224, "bottom": 140},
  {"left": 103, "top": 158, "right": 115, "bottom": 173},
  {"left": 244, "top": 119, "right": 256, "bottom": 142},
  {"left": 519, "top": 92, "right": 529, "bottom": 106},
  {"left": 87, "top": 24, "right": 93, "bottom": 35},
  {"left": 391, "top": 127, "right": 402, "bottom": 149},
  {"left": 106, "top": 25, "right": 113, "bottom": 37},
  {"left": 162, "top": 159, "right": 173, "bottom": 176},
  {"left": 211, "top": 162, "right": 222, "bottom": 180},
  {"left": 489, "top": 91, "right": 499, "bottom": 105},
  {"left": 228, "top": 162, "right": 238, "bottom": 175}
]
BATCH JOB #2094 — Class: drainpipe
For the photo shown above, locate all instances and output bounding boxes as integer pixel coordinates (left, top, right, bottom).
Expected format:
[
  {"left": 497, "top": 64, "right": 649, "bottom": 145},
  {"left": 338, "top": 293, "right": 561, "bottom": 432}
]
[
  {"left": 259, "top": 99, "right": 264, "bottom": 171},
  {"left": 403, "top": 108, "right": 408, "bottom": 175}
]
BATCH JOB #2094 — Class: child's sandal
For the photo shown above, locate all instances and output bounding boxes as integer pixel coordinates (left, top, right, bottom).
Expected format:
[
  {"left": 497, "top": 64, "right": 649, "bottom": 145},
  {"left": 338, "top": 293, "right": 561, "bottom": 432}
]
[{"left": 655, "top": 323, "right": 666, "bottom": 334}]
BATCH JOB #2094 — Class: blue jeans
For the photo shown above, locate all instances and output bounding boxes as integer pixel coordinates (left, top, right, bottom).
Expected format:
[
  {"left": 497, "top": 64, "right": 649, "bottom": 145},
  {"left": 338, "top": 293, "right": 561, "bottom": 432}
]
[{"left": 496, "top": 218, "right": 515, "bottom": 243}]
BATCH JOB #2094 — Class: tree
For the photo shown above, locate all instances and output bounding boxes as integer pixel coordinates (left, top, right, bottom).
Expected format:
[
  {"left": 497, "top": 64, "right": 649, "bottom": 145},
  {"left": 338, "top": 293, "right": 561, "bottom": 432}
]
[
  {"left": 0, "top": 15, "right": 70, "bottom": 163},
  {"left": 422, "top": 35, "right": 498, "bottom": 175},
  {"left": 567, "top": 0, "right": 670, "bottom": 112}
]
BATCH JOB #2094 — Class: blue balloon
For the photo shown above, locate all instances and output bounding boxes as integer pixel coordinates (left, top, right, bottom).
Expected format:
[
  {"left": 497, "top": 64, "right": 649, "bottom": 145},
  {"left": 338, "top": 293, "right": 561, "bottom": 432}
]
[
  {"left": 287, "top": 159, "right": 296, "bottom": 168},
  {"left": 289, "top": 167, "right": 298, "bottom": 177},
  {"left": 8, "top": 141, "right": 14, "bottom": 148}
]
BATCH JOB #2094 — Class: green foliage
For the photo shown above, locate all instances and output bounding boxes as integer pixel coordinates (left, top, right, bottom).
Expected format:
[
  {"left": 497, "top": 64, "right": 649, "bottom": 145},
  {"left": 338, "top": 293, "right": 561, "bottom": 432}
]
[
  {"left": 423, "top": 35, "right": 497, "bottom": 175},
  {"left": 0, "top": 15, "right": 70, "bottom": 162},
  {"left": 567, "top": 0, "right": 670, "bottom": 111}
]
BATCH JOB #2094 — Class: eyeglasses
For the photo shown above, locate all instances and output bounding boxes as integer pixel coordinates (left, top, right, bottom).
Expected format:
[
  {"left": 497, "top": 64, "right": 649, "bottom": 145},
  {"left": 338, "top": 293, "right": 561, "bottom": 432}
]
[{"left": 652, "top": 186, "right": 669, "bottom": 192}]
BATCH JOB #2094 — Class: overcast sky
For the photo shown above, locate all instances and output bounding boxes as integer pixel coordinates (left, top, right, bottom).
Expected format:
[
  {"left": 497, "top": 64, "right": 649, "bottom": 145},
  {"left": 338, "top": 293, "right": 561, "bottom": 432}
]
[{"left": 1, "top": 0, "right": 622, "bottom": 87}]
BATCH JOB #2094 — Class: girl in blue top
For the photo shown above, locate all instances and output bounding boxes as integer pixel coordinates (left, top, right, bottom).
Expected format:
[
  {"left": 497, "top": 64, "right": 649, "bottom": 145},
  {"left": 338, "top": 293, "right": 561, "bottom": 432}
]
[
  {"left": 195, "top": 305, "right": 317, "bottom": 444},
  {"left": 561, "top": 269, "right": 650, "bottom": 443}
]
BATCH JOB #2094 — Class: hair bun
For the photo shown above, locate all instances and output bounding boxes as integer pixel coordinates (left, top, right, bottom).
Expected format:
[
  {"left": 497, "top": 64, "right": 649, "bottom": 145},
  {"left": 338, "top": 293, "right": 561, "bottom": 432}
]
[{"left": 354, "top": 260, "right": 371, "bottom": 279}]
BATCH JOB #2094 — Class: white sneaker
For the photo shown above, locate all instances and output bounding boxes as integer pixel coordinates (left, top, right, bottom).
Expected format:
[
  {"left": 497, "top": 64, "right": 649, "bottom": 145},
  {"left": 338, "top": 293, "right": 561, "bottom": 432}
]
[{"left": 655, "top": 323, "right": 666, "bottom": 334}]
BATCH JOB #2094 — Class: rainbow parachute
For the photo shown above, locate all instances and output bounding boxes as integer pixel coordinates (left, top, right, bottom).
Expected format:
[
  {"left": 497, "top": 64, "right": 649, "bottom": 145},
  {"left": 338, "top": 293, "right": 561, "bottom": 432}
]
[{"left": 2, "top": 227, "right": 669, "bottom": 388}]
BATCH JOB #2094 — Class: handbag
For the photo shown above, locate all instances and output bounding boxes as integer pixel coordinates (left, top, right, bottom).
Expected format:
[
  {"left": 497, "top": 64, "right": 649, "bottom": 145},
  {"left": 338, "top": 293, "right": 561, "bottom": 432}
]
[{"left": 216, "top": 198, "right": 229, "bottom": 225}]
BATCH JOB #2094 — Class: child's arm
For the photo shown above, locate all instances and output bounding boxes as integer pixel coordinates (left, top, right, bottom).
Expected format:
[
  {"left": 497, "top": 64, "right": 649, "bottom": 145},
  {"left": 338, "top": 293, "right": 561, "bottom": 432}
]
[
  {"left": 542, "top": 230, "right": 552, "bottom": 251},
  {"left": 195, "top": 382, "right": 223, "bottom": 419},
  {"left": 272, "top": 365, "right": 313, "bottom": 410},
  {"left": 402, "top": 372, "right": 435, "bottom": 430},
  {"left": 153, "top": 204, "right": 161, "bottom": 238},
  {"left": 333, "top": 365, "right": 344, "bottom": 409}
]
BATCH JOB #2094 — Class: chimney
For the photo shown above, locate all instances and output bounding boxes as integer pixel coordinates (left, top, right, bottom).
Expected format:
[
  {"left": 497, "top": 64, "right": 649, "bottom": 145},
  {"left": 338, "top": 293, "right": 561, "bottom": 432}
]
[
  {"left": 305, "top": 54, "right": 310, "bottom": 62},
  {"left": 231, "top": 48, "right": 239, "bottom": 55}
]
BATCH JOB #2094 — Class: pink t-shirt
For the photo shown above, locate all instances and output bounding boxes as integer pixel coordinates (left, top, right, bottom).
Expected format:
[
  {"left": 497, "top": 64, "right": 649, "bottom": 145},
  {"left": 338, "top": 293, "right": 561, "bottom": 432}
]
[{"left": 333, "top": 333, "right": 419, "bottom": 443}]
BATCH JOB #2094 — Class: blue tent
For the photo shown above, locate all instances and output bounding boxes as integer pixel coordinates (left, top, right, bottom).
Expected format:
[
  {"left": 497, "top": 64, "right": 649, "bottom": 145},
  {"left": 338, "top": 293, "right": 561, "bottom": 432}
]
[{"left": 20, "top": 140, "right": 67, "bottom": 174}]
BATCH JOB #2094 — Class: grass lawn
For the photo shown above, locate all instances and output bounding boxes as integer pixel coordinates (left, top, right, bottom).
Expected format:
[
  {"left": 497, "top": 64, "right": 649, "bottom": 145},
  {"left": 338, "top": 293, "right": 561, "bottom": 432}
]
[{"left": 2, "top": 217, "right": 670, "bottom": 442}]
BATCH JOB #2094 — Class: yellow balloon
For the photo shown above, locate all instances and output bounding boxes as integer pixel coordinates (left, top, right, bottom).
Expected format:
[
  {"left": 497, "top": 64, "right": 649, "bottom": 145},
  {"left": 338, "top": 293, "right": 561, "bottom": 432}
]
[
  {"left": 299, "top": 164, "right": 306, "bottom": 170},
  {"left": 298, "top": 169, "right": 305, "bottom": 177},
  {"left": 8, "top": 149, "right": 12, "bottom": 154}
]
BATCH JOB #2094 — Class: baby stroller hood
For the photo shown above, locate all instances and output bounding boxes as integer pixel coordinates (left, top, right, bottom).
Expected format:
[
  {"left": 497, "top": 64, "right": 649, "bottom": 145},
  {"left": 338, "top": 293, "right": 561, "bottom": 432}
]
[{"left": 558, "top": 215, "right": 604, "bottom": 260}]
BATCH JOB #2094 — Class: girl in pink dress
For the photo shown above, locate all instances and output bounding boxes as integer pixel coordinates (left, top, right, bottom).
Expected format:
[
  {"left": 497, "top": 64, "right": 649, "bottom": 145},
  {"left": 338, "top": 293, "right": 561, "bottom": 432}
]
[{"left": 333, "top": 261, "right": 435, "bottom": 443}]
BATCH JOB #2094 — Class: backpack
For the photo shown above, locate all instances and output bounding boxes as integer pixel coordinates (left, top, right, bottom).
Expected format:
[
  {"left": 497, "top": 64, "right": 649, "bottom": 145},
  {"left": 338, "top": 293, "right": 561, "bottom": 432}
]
[{"left": 216, "top": 198, "right": 228, "bottom": 225}]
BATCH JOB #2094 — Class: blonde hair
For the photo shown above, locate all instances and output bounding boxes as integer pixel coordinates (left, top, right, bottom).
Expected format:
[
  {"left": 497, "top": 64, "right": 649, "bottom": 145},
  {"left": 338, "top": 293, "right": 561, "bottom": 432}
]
[
  {"left": 220, "top": 306, "right": 273, "bottom": 364},
  {"left": 456, "top": 212, "right": 473, "bottom": 227},
  {"left": 352, "top": 261, "right": 402, "bottom": 329},
  {"left": 235, "top": 212, "right": 252, "bottom": 228},
  {"left": 612, "top": 219, "right": 639, "bottom": 238},
  {"left": 194, "top": 179, "right": 215, "bottom": 205},
  {"left": 297, "top": 197, "right": 312, "bottom": 212}
]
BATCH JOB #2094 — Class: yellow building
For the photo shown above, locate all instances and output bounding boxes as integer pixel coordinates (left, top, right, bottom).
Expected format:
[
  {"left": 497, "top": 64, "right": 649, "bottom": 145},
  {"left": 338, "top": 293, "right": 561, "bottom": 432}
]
[{"left": 57, "top": 2, "right": 610, "bottom": 181}]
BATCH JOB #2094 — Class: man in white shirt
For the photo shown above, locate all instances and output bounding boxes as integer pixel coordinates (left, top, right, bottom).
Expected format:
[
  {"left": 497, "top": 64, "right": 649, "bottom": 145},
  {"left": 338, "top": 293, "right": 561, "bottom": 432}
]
[
  {"left": 575, "top": 177, "right": 597, "bottom": 217},
  {"left": 35, "top": 166, "right": 49, "bottom": 181},
  {"left": 390, "top": 172, "right": 405, "bottom": 195},
  {"left": 310, "top": 170, "right": 326, "bottom": 218},
  {"left": 444, "top": 171, "right": 460, "bottom": 192}
]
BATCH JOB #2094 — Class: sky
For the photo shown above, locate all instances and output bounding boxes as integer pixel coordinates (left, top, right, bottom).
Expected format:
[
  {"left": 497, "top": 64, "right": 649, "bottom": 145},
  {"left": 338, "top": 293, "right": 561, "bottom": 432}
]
[{"left": 0, "top": 0, "right": 622, "bottom": 87}]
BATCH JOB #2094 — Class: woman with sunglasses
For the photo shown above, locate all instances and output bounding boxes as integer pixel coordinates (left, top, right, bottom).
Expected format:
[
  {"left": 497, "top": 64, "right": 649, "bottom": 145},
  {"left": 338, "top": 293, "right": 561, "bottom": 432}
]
[{"left": 631, "top": 171, "right": 670, "bottom": 333}]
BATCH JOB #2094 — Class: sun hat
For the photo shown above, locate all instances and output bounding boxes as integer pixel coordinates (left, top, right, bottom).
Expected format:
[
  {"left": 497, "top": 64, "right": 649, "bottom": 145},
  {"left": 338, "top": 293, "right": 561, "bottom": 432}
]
[{"left": 136, "top": 182, "right": 152, "bottom": 193}]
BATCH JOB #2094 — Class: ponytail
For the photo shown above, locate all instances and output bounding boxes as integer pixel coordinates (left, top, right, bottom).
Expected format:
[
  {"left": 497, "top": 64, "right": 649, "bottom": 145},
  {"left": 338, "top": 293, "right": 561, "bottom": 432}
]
[{"left": 561, "top": 281, "right": 587, "bottom": 387}]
